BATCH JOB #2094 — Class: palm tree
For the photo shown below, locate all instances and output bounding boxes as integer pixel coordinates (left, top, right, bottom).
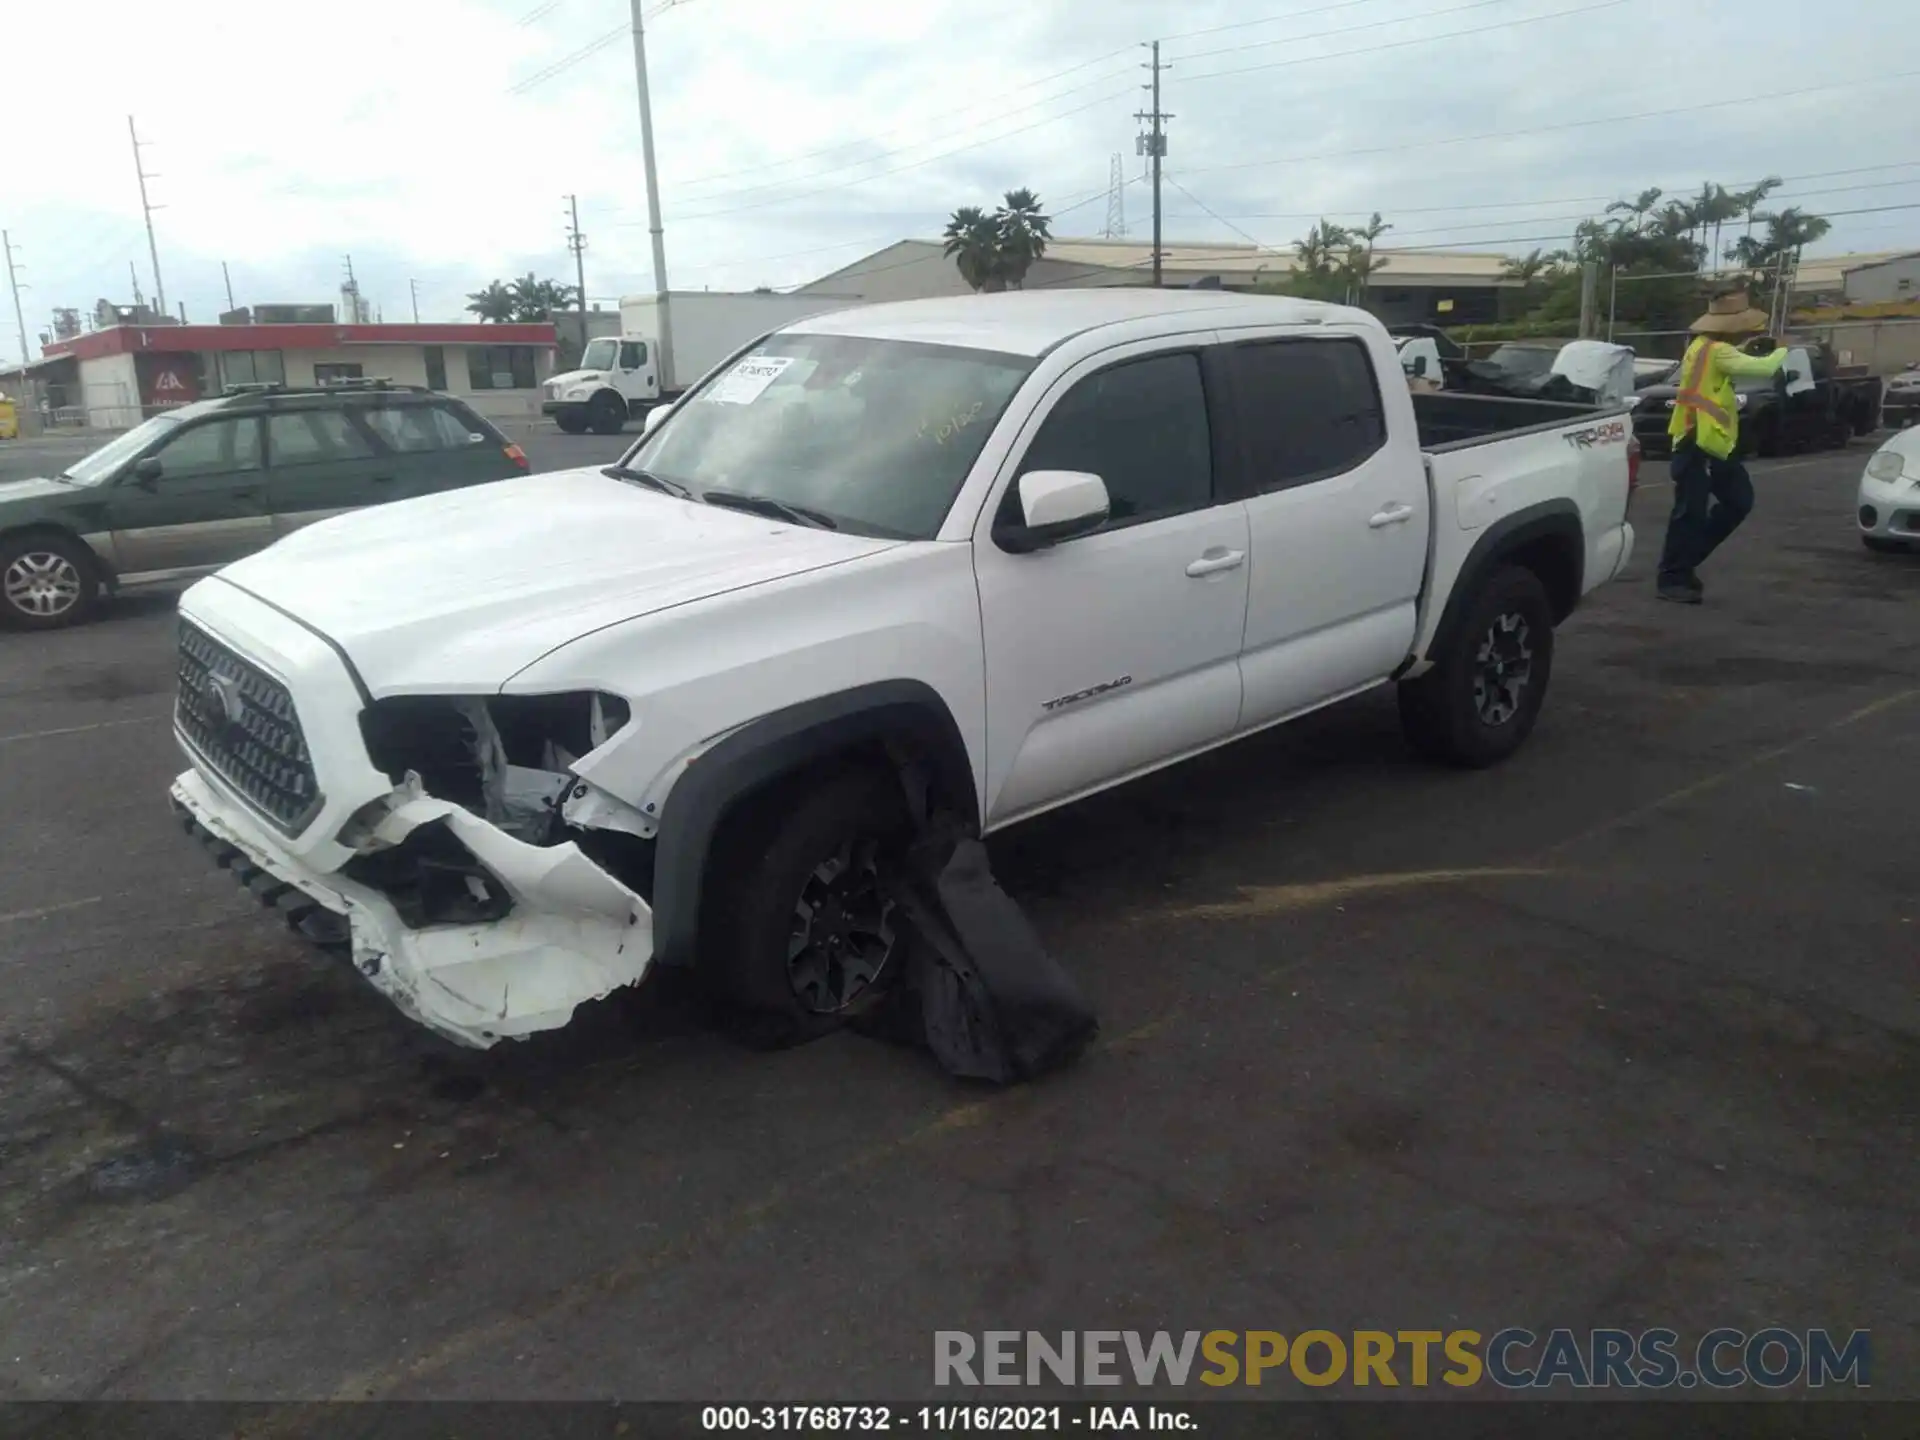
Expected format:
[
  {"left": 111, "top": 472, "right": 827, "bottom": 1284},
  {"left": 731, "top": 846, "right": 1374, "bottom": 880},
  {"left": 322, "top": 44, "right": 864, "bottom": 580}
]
[
  {"left": 1293, "top": 219, "right": 1349, "bottom": 276},
  {"left": 944, "top": 206, "right": 1004, "bottom": 292},
  {"left": 1605, "top": 187, "right": 1663, "bottom": 236},
  {"left": 505, "top": 274, "right": 578, "bottom": 321},
  {"left": 995, "top": 188, "right": 1052, "bottom": 290},
  {"left": 1730, "top": 176, "right": 1782, "bottom": 256},
  {"left": 1343, "top": 211, "right": 1391, "bottom": 304},
  {"left": 464, "top": 280, "right": 515, "bottom": 322}
]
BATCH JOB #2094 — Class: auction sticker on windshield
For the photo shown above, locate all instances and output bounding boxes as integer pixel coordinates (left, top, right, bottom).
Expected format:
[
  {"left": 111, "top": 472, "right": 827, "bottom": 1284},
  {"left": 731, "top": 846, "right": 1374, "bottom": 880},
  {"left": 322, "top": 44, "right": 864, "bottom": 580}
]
[{"left": 706, "top": 355, "right": 796, "bottom": 405}]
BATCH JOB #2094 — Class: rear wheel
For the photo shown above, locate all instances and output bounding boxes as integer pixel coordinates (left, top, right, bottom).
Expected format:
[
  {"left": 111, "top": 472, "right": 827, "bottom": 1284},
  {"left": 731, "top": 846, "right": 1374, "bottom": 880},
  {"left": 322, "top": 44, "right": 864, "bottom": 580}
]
[
  {"left": 587, "top": 391, "right": 627, "bottom": 435},
  {"left": 705, "top": 767, "right": 910, "bottom": 1038},
  {"left": 1398, "top": 564, "right": 1555, "bottom": 768},
  {"left": 0, "top": 531, "right": 98, "bottom": 630}
]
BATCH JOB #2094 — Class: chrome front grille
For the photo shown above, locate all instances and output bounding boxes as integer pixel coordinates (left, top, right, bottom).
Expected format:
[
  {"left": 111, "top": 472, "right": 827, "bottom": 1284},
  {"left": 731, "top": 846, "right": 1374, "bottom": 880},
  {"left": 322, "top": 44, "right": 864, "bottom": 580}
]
[{"left": 175, "top": 620, "right": 323, "bottom": 835}]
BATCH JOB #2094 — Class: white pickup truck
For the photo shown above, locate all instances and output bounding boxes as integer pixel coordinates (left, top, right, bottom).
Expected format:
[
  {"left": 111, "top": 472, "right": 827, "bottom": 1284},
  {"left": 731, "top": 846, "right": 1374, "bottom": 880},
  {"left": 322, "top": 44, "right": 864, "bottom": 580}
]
[{"left": 169, "top": 291, "right": 1638, "bottom": 1049}]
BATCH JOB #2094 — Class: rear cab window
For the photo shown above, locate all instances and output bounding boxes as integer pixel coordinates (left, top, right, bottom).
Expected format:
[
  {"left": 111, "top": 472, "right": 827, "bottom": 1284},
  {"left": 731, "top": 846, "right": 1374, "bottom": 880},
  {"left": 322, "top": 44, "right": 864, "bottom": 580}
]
[{"left": 1221, "top": 337, "right": 1387, "bottom": 491}]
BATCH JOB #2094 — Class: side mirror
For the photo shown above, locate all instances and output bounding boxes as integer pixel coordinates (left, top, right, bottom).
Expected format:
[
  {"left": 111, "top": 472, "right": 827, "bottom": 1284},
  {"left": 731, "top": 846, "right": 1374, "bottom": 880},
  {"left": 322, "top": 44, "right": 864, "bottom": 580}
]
[
  {"left": 132, "top": 455, "right": 163, "bottom": 487},
  {"left": 1413, "top": 355, "right": 1430, "bottom": 377},
  {"left": 642, "top": 404, "right": 671, "bottom": 435},
  {"left": 995, "top": 470, "right": 1110, "bottom": 553}
]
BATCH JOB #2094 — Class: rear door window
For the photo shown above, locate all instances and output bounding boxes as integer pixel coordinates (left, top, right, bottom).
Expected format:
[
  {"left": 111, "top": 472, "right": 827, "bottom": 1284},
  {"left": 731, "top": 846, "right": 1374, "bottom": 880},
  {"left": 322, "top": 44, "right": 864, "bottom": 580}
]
[
  {"left": 1224, "top": 338, "right": 1386, "bottom": 491},
  {"left": 266, "top": 409, "right": 376, "bottom": 466}
]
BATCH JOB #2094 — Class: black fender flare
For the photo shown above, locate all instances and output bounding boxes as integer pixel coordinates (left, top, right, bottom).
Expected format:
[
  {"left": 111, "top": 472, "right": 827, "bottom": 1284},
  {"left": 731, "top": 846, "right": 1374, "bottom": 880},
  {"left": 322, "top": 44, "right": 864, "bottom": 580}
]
[
  {"left": 1422, "top": 499, "right": 1584, "bottom": 668},
  {"left": 648, "top": 680, "right": 977, "bottom": 970}
]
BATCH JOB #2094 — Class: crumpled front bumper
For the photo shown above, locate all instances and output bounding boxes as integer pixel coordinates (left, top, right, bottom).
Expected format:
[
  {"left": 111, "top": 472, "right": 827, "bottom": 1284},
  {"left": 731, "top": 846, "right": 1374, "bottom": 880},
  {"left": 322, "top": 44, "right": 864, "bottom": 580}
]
[{"left": 173, "top": 766, "right": 654, "bottom": 1049}]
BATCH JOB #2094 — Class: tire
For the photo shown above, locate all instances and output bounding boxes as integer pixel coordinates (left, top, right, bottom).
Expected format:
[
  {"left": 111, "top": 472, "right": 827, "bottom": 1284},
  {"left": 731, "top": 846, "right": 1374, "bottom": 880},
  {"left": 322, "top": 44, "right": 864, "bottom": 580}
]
[
  {"left": 0, "top": 530, "right": 99, "bottom": 630},
  {"left": 1398, "top": 564, "right": 1555, "bottom": 769},
  {"left": 587, "top": 391, "right": 627, "bottom": 435},
  {"left": 1754, "top": 413, "right": 1783, "bottom": 458},
  {"left": 704, "top": 767, "right": 910, "bottom": 1038},
  {"left": 554, "top": 411, "right": 588, "bottom": 435},
  {"left": 1862, "top": 535, "right": 1914, "bottom": 555}
]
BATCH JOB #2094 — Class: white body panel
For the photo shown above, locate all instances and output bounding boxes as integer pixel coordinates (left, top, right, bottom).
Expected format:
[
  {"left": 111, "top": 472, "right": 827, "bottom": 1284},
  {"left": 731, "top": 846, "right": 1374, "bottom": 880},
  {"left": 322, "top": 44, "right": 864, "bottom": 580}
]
[
  {"left": 1858, "top": 430, "right": 1920, "bottom": 544},
  {"left": 170, "top": 291, "right": 1636, "bottom": 1047}
]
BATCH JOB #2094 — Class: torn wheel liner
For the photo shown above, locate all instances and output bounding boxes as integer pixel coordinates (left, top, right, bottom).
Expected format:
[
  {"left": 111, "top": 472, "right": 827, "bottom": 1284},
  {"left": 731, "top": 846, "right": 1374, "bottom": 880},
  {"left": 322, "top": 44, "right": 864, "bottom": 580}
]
[{"left": 864, "top": 820, "right": 1097, "bottom": 1083}]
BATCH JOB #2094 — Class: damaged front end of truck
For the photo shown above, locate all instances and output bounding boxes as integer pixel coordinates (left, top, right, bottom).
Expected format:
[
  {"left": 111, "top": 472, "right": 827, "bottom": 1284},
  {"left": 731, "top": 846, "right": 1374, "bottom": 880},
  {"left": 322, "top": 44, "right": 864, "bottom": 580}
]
[{"left": 172, "top": 660, "right": 671, "bottom": 1048}]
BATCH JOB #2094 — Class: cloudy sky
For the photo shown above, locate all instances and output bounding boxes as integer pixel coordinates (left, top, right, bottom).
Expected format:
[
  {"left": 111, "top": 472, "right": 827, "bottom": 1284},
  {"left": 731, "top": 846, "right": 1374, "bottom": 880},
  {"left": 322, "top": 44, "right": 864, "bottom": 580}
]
[{"left": 4, "top": 0, "right": 1916, "bottom": 355}]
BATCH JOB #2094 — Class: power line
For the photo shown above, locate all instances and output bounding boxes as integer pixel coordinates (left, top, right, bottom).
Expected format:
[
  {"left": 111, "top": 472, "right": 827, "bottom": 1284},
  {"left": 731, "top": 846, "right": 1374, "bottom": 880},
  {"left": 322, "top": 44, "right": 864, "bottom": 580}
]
[
  {"left": 1179, "top": 70, "right": 1920, "bottom": 180},
  {"left": 1157, "top": 0, "right": 1402, "bottom": 45},
  {"left": 647, "top": 66, "right": 1138, "bottom": 213},
  {"left": 1179, "top": 0, "right": 1632, "bottom": 84},
  {"left": 1173, "top": 0, "right": 1515, "bottom": 64},
  {"left": 670, "top": 46, "right": 1139, "bottom": 194},
  {"left": 510, "top": 22, "right": 628, "bottom": 93},
  {"left": 656, "top": 85, "right": 1137, "bottom": 225}
]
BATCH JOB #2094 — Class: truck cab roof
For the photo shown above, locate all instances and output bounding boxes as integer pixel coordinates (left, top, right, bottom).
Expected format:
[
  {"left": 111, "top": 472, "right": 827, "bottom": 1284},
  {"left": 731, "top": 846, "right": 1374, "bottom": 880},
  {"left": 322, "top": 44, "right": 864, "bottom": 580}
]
[{"left": 780, "top": 290, "right": 1370, "bottom": 358}]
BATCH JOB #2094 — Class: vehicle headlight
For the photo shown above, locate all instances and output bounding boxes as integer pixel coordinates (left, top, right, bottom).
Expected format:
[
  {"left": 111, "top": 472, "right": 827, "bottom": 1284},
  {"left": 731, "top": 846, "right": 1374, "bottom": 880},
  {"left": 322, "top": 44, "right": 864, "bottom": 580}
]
[
  {"left": 1865, "top": 450, "right": 1907, "bottom": 482},
  {"left": 565, "top": 385, "right": 600, "bottom": 399}
]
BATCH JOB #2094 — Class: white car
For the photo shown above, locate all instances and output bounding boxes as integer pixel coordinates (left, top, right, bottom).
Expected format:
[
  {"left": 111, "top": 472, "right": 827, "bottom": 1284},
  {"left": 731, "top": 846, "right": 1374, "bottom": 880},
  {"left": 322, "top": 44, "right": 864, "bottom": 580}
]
[
  {"left": 1858, "top": 427, "right": 1920, "bottom": 552},
  {"left": 168, "top": 290, "right": 1637, "bottom": 1049}
]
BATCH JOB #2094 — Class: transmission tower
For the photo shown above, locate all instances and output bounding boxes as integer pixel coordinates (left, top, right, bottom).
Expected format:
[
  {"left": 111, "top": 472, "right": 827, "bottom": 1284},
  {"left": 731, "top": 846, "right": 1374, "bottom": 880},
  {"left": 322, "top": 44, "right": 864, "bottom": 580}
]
[{"left": 1101, "top": 154, "right": 1128, "bottom": 239}]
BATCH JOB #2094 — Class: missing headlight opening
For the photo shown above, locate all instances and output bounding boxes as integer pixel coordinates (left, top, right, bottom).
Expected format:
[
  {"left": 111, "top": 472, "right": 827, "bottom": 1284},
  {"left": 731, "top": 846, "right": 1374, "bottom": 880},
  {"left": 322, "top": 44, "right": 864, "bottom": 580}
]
[{"left": 355, "top": 690, "right": 655, "bottom": 896}]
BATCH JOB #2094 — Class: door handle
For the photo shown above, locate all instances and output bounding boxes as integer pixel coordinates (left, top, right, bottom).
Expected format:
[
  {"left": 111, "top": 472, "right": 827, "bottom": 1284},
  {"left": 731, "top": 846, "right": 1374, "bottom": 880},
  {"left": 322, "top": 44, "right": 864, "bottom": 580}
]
[
  {"left": 1185, "top": 548, "right": 1246, "bottom": 577},
  {"left": 1368, "top": 503, "right": 1416, "bottom": 528}
]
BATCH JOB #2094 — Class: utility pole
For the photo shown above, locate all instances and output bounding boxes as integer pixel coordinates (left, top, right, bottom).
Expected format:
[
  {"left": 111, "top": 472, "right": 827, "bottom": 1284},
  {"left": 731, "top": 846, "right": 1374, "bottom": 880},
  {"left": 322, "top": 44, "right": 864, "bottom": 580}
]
[
  {"left": 3, "top": 231, "right": 28, "bottom": 366},
  {"left": 409, "top": 278, "right": 421, "bottom": 324},
  {"left": 1135, "top": 43, "right": 1171, "bottom": 287},
  {"left": 128, "top": 116, "right": 168, "bottom": 318},
  {"left": 564, "top": 193, "right": 588, "bottom": 332},
  {"left": 222, "top": 262, "right": 236, "bottom": 315},
  {"left": 629, "top": 0, "right": 675, "bottom": 386}
]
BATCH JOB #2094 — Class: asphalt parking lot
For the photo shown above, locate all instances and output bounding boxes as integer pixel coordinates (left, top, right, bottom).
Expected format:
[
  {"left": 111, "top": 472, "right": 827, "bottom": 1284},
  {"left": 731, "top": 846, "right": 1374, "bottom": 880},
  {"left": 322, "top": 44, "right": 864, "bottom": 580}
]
[{"left": 0, "top": 439, "right": 1915, "bottom": 1406}]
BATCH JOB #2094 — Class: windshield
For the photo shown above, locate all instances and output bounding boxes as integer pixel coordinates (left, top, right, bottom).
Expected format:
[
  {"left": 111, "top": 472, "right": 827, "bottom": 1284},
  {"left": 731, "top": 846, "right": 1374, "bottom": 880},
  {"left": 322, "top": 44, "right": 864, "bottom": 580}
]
[
  {"left": 629, "top": 333, "right": 1034, "bottom": 539},
  {"left": 580, "top": 338, "right": 619, "bottom": 372},
  {"left": 62, "top": 413, "right": 182, "bottom": 485}
]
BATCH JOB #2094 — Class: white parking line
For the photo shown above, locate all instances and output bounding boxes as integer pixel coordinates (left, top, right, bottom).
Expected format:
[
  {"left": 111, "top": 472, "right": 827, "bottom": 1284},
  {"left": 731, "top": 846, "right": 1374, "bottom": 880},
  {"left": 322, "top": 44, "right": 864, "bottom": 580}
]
[
  {"left": 0, "top": 713, "right": 169, "bottom": 745},
  {"left": 0, "top": 896, "right": 103, "bottom": 925}
]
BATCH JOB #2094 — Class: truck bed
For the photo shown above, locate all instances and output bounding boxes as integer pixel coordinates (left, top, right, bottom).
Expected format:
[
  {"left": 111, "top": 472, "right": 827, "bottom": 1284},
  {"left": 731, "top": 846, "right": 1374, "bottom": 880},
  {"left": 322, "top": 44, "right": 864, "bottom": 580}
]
[{"left": 1412, "top": 391, "right": 1609, "bottom": 450}]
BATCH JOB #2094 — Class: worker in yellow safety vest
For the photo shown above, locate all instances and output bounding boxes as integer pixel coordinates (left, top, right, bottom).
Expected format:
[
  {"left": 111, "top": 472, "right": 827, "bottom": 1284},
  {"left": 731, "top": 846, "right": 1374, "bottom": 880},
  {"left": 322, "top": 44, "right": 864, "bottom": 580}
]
[{"left": 1656, "top": 289, "right": 1789, "bottom": 604}]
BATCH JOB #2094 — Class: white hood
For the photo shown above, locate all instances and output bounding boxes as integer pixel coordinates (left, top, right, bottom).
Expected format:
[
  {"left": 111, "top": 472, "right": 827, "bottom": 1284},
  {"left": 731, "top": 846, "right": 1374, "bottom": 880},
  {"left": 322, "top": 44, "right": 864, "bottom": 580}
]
[
  {"left": 546, "top": 369, "right": 606, "bottom": 390},
  {"left": 213, "top": 467, "right": 898, "bottom": 694}
]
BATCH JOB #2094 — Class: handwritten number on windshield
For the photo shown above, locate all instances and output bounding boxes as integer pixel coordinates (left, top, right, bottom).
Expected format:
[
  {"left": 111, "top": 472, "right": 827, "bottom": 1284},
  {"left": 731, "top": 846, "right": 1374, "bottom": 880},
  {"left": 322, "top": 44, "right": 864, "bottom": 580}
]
[{"left": 916, "top": 400, "right": 985, "bottom": 447}]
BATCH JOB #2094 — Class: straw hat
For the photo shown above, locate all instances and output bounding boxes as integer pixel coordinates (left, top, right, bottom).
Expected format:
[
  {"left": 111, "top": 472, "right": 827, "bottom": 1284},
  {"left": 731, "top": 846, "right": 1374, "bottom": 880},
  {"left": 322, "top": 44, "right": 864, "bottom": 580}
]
[{"left": 1690, "top": 289, "right": 1770, "bottom": 336}]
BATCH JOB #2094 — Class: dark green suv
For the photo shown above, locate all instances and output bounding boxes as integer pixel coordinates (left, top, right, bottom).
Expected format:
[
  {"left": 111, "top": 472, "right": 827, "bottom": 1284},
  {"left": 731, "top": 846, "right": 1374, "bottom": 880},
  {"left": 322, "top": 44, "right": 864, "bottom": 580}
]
[{"left": 0, "top": 382, "right": 529, "bottom": 629}]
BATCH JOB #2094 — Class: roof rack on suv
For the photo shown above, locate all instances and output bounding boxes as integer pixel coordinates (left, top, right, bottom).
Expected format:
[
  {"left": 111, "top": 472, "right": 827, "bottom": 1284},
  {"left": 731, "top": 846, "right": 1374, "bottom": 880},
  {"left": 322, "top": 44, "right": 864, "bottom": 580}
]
[{"left": 220, "top": 379, "right": 428, "bottom": 399}]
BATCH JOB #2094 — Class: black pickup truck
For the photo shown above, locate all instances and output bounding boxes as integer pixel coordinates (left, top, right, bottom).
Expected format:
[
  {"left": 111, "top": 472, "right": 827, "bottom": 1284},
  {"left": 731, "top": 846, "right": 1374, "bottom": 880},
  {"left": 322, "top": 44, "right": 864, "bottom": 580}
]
[{"left": 1631, "top": 340, "right": 1883, "bottom": 458}]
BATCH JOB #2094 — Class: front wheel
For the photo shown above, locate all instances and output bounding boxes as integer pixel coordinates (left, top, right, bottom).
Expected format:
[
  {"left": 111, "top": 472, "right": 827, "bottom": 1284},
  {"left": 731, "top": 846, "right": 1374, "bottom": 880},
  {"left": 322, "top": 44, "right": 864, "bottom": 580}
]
[
  {"left": 587, "top": 391, "right": 628, "bottom": 435},
  {"left": 0, "top": 531, "right": 99, "bottom": 630},
  {"left": 554, "top": 411, "right": 589, "bottom": 435},
  {"left": 1398, "top": 564, "right": 1555, "bottom": 769},
  {"left": 704, "top": 768, "right": 910, "bottom": 1038}
]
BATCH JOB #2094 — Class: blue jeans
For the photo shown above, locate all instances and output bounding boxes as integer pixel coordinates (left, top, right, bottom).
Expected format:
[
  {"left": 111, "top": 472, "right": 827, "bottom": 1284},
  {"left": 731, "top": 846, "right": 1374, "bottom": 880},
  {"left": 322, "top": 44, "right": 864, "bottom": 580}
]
[{"left": 1658, "top": 439, "right": 1753, "bottom": 582}]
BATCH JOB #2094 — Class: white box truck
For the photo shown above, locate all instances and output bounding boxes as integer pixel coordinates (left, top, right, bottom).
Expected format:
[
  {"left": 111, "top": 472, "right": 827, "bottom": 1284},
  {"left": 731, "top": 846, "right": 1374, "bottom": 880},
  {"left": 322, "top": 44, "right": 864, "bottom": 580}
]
[{"left": 541, "top": 291, "right": 863, "bottom": 434}]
